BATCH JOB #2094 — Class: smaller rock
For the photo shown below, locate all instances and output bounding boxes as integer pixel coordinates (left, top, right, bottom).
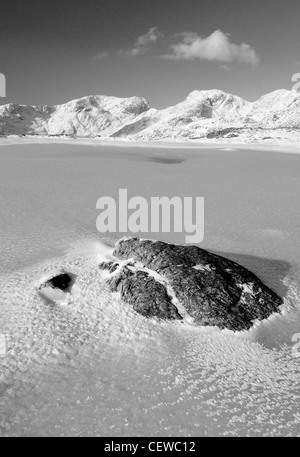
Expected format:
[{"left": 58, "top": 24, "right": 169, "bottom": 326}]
[
  {"left": 38, "top": 270, "right": 75, "bottom": 304},
  {"left": 40, "top": 273, "right": 73, "bottom": 291}
]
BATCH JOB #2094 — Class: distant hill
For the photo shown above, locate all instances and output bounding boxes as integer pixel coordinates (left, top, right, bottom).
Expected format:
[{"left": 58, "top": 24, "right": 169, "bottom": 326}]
[{"left": 1, "top": 89, "right": 300, "bottom": 142}]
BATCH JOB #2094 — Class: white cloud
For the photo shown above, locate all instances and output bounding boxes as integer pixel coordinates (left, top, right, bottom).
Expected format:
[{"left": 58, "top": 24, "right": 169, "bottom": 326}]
[
  {"left": 120, "top": 27, "right": 163, "bottom": 57},
  {"left": 162, "top": 30, "right": 259, "bottom": 65},
  {"left": 93, "top": 52, "right": 109, "bottom": 61}
]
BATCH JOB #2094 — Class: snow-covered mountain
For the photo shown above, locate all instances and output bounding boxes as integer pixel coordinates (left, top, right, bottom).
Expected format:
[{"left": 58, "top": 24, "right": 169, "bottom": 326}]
[
  {"left": 0, "top": 95, "right": 150, "bottom": 137},
  {"left": 1, "top": 89, "right": 300, "bottom": 142}
]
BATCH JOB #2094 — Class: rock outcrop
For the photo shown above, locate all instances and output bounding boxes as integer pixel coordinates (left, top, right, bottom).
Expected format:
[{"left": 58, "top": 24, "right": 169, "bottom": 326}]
[
  {"left": 99, "top": 237, "right": 283, "bottom": 331},
  {"left": 38, "top": 270, "right": 75, "bottom": 305}
]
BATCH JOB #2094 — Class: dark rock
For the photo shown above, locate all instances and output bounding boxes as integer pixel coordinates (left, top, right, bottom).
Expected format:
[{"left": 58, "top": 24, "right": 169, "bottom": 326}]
[
  {"left": 106, "top": 266, "right": 182, "bottom": 320},
  {"left": 100, "top": 237, "right": 283, "bottom": 331},
  {"left": 39, "top": 272, "right": 74, "bottom": 292},
  {"left": 99, "top": 261, "right": 119, "bottom": 274},
  {"left": 206, "top": 127, "right": 242, "bottom": 139},
  {"left": 149, "top": 155, "right": 186, "bottom": 164}
]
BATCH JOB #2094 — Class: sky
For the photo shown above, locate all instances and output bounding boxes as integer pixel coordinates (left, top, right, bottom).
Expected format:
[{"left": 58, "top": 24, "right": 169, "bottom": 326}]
[{"left": 0, "top": 0, "right": 299, "bottom": 108}]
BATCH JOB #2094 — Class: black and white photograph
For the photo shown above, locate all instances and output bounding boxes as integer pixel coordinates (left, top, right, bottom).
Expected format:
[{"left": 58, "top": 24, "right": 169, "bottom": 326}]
[{"left": 1, "top": 0, "right": 300, "bottom": 439}]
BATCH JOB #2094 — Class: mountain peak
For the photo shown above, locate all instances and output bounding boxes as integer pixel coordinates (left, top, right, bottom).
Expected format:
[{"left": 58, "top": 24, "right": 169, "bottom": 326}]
[
  {"left": 186, "top": 89, "right": 230, "bottom": 103},
  {"left": 1, "top": 89, "right": 300, "bottom": 140}
]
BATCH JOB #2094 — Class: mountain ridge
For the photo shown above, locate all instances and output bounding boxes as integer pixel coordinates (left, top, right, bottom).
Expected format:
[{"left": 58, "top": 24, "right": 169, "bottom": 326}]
[{"left": 1, "top": 89, "right": 300, "bottom": 142}]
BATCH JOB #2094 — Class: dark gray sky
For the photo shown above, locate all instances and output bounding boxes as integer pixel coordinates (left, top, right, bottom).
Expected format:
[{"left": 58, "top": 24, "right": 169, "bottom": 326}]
[{"left": 0, "top": 0, "right": 299, "bottom": 107}]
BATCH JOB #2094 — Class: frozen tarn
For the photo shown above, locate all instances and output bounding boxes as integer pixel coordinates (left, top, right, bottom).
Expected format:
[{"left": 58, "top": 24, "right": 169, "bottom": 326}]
[
  {"left": 0, "top": 247, "right": 300, "bottom": 437},
  {"left": 1, "top": 144, "right": 300, "bottom": 436}
]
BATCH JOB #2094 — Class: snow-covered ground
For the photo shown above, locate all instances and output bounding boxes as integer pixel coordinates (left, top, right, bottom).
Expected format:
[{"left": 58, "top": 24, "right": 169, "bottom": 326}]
[
  {"left": 1, "top": 142, "right": 300, "bottom": 436},
  {"left": 1, "top": 135, "right": 300, "bottom": 154}
]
